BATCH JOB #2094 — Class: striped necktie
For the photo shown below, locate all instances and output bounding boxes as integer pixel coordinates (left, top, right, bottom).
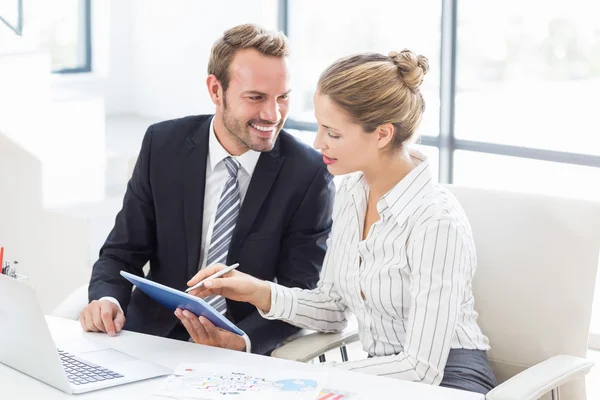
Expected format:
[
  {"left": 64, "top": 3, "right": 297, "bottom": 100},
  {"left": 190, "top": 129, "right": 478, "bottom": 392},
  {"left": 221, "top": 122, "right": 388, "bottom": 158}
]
[{"left": 204, "top": 157, "right": 240, "bottom": 315}]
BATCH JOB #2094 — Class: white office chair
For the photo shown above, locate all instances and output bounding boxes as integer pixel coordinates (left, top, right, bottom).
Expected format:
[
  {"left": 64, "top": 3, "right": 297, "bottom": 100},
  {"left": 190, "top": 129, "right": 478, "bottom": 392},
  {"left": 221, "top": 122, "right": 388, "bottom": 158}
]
[
  {"left": 51, "top": 284, "right": 89, "bottom": 321},
  {"left": 271, "top": 185, "right": 600, "bottom": 400},
  {"left": 52, "top": 262, "right": 150, "bottom": 320}
]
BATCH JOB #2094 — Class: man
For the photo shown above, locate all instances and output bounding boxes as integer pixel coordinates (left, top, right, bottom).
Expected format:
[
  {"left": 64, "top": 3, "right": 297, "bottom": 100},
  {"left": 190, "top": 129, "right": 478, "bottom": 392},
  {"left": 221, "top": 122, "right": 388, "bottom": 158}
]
[{"left": 80, "top": 24, "right": 334, "bottom": 355}]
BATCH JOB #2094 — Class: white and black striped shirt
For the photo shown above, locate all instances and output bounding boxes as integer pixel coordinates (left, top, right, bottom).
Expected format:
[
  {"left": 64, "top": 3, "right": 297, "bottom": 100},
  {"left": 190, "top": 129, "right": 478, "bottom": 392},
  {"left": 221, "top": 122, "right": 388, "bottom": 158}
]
[{"left": 261, "top": 149, "right": 490, "bottom": 385}]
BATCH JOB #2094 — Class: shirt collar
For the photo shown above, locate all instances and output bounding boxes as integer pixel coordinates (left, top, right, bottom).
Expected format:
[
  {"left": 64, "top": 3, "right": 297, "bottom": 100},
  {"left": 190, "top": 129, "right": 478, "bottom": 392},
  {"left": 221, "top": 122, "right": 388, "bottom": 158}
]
[
  {"left": 347, "top": 148, "right": 435, "bottom": 222},
  {"left": 379, "top": 148, "right": 434, "bottom": 220},
  {"left": 208, "top": 116, "right": 261, "bottom": 177}
]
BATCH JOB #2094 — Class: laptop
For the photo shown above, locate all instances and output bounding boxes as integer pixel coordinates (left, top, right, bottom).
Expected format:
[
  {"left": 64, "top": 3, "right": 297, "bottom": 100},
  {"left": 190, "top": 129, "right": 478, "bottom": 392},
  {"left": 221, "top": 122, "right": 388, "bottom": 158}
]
[{"left": 0, "top": 274, "right": 171, "bottom": 394}]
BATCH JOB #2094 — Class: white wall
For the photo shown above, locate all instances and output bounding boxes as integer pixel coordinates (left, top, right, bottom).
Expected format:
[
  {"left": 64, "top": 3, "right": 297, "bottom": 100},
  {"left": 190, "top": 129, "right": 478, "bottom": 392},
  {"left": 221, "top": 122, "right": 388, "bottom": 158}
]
[
  {"left": 1, "top": 0, "right": 280, "bottom": 207},
  {"left": 51, "top": 0, "right": 135, "bottom": 116},
  {"left": 0, "top": 131, "right": 90, "bottom": 313},
  {"left": 129, "top": 0, "right": 278, "bottom": 120},
  {"left": 50, "top": 0, "right": 279, "bottom": 119},
  {"left": 0, "top": 25, "right": 107, "bottom": 206}
]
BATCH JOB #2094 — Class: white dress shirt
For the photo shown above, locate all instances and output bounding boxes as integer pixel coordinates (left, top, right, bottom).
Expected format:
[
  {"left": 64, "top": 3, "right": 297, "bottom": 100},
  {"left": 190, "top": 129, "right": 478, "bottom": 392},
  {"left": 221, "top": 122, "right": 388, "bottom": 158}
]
[
  {"left": 199, "top": 117, "right": 260, "bottom": 270},
  {"left": 261, "top": 149, "right": 490, "bottom": 385},
  {"left": 102, "top": 116, "right": 260, "bottom": 352}
]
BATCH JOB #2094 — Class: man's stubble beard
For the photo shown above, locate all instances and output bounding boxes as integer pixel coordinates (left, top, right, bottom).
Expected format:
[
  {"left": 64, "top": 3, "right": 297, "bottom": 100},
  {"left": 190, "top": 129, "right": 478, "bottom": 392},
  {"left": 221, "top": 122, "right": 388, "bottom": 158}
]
[{"left": 221, "top": 94, "right": 282, "bottom": 153}]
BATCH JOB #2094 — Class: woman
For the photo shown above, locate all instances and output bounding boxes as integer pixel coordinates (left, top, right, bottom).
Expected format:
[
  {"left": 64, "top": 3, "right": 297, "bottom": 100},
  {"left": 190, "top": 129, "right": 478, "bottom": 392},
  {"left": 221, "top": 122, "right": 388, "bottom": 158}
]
[{"left": 181, "top": 49, "right": 497, "bottom": 394}]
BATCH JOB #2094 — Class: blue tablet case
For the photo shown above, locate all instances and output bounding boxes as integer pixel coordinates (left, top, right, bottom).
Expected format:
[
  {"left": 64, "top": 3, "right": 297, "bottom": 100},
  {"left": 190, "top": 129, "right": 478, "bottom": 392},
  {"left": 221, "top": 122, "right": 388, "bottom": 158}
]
[{"left": 119, "top": 271, "right": 244, "bottom": 336}]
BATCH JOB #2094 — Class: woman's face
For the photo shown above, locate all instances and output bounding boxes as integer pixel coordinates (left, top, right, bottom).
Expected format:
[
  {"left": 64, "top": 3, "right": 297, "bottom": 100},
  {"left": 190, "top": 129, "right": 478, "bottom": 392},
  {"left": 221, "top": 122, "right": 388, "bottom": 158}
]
[{"left": 313, "top": 92, "right": 381, "bottom": 176}]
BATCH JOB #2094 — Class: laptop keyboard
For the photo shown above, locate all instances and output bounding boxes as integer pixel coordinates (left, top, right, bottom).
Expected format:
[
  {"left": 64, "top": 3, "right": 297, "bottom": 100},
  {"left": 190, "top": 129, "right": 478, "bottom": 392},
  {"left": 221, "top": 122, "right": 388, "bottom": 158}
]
[{"left": 57, "top": 349, "right": 124, "bottom": 385}]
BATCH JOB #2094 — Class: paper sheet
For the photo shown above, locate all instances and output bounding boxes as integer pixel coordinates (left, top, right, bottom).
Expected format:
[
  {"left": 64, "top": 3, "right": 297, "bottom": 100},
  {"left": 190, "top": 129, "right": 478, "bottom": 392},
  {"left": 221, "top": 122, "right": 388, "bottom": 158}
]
[
  {"left": 153, "top": 363, "right": 328, "bottom": 400},
  {"left": 316, "top": 388, "right": 362, "bottom": 399}
]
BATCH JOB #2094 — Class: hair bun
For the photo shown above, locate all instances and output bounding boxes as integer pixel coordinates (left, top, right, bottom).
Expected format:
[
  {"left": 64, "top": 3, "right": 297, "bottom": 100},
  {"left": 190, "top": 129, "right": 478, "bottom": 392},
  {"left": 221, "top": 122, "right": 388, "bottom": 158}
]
[{"left": 389, "top": 49, "right": 429, "bottom": 90}]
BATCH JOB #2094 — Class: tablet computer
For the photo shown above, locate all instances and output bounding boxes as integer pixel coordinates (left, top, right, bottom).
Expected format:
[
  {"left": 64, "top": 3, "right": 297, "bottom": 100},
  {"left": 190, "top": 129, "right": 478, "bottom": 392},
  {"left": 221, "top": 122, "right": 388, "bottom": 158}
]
[{"left": 119, "top": 271, "right": 244, "bottom": 336}]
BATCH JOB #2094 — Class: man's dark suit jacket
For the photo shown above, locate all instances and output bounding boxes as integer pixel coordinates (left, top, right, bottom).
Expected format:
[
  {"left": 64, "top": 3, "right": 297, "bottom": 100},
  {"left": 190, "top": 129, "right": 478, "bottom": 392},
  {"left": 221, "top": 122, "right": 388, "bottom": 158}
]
[{"left": 89, "top": 115, "right": 335, "bottom": 355}]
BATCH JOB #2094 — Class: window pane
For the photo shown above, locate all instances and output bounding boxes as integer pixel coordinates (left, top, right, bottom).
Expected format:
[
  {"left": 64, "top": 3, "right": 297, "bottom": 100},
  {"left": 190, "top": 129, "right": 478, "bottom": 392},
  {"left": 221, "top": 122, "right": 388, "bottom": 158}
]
[
  {"left": 454, "top": 150, "right": 600, "bottom": 201},
  {"left": 286, "top": 129, "right": 316, "bottom": 148},
  {"left": 286, "top": 129, "right": 439, "bottom": 185},
  {"left": 0, "top": 0, "right": 21, "bottom": 33},
  {"left": 288, "top": 0, "right": 441, "bottom": 137},
  {"left": 456, "top": 0, "right": 600, "bottom": 155},
  {"left": 22, "top": 0, "right": 88, "bottom": 71}
]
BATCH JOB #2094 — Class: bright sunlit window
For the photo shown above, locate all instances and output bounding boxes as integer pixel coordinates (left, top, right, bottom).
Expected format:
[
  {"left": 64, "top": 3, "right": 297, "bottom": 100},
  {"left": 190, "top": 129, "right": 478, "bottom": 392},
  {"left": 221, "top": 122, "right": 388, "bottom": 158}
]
[
  {"left": 455, "top": 0, "right": 600, "bottom": 156},
  {"left": 287, "top": 0, "right": 441, "bottom": 139},
  {"left": 22, "top": 0, "right": 91, "bottom": 73}
]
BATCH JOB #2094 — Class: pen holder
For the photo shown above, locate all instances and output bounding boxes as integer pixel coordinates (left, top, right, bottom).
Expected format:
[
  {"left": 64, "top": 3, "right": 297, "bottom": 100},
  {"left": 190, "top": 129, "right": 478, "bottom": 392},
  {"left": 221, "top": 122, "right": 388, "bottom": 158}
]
[
  {"left": 2, "top": 261, "right": 27, "bottom": 282},
  {"left": 2, "top": 264, "right": 28, "bottom": 282},
  {"left": 13, "top": 273, "right": 28, "bottom": 282}
]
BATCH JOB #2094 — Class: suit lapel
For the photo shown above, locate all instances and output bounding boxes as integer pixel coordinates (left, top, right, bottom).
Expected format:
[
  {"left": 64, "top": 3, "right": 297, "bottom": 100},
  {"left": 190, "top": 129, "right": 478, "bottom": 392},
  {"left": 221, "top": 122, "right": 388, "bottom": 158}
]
[
  {"left": 183, "top": 118, "right": 210, "bottom": 279},
  {"left": 228, "top": 140, "right": 285, "bottom": 262}
]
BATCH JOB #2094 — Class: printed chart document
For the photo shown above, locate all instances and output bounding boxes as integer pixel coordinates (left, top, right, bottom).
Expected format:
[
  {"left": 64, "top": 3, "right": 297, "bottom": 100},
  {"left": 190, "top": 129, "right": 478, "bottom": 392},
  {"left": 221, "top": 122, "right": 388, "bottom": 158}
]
[
  {"left": 153, "top": 363, "right": 329, "bottom": 400},
  {"left": 316, "top": 388, "right": 362, "bottom": 400}
]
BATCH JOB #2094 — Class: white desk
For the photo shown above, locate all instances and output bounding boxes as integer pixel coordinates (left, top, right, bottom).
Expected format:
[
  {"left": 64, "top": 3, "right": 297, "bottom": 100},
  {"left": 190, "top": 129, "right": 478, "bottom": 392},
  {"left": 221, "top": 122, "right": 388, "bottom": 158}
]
[{"left": 0, "top": 316, "right": 484, "bottom": 399}]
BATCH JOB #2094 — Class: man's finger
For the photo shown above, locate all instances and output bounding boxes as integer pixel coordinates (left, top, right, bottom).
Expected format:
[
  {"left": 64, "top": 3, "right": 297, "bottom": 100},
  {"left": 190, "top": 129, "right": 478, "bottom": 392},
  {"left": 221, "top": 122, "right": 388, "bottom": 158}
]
[
  {"left": 100, "top": 304, "right": 116, "bottom": 336},
  {"left": 178, "top": 310, "right": 208, "bottom": 343},
  {"left": 91, "top": 305, "right": 106, "bottom": 332},
  {"left": 79, "top": 315, "right": 88, "bottom": 332},
  {"left": 199, "top": 316, "right": 219, "bottom": 344},
  {"left": 183, "top": 310, "right": 207, "bottom": 338},
  {"left": 83, "top": 308, "right": 98, "bottom": 332},
  {"left": 178, "top": 314, "right": 196, "bottom": 342},
  {"left": 114, "top": 312, "right": 126, "bottom": 333}
]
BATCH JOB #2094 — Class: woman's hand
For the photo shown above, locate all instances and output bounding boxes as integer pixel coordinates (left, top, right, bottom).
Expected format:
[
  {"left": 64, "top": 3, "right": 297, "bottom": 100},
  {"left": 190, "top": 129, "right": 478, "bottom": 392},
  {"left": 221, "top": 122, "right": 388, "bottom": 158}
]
[{"left": 187, "top": 264, "right": 272, "bottom": 312}]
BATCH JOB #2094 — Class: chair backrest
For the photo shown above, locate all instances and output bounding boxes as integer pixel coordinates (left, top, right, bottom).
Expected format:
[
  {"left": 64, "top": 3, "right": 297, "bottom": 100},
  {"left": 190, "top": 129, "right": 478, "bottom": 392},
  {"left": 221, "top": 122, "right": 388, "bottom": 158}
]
[{"left": 446, "top": 185, "right": 600, "bottom": 400}]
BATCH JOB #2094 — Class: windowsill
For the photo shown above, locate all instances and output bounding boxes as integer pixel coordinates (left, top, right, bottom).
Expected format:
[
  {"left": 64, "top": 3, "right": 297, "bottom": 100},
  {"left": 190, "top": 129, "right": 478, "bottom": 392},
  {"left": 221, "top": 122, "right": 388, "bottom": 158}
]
[
  {"left": 50, "top": 71, "right": 104, "bottom": 84},
  {"left": 50, "top": 71, "right": 109, "bottom": 98}
]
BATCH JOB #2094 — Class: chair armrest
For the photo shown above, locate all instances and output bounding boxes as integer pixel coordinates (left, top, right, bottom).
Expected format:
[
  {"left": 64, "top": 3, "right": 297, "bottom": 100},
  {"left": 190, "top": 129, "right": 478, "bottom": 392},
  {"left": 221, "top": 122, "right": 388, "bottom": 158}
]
[
  {"left": 50, "top": 284, "right": 89, "bottom": 320},
  {"left": 486, "top": 355, "right": 594, "bottom": 400},
  {"left": 271, "top": 318, "right": 359, "bottom": 362}
]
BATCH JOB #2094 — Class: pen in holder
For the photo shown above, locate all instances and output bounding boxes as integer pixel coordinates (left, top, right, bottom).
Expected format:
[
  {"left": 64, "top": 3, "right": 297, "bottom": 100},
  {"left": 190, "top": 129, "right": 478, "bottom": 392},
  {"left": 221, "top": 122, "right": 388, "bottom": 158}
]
[{"left": 2, "top": 261, "right": 28, "bottom": 282}]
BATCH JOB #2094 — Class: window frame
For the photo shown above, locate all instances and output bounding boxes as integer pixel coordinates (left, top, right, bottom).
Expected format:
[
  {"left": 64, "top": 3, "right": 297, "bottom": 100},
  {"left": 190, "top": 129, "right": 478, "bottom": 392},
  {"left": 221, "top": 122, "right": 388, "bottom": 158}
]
[
  {"left": 51, "top": 0, "right": 93, "bottom": 74},
  {"left": 279, "top": 0, "right": 600, "bottom": 350},
  {"left": 279, "top": 0, "right": 600, "bottom": 180},
  {"left": 0, "top": 0, "right": 23, "bottom": 35}
]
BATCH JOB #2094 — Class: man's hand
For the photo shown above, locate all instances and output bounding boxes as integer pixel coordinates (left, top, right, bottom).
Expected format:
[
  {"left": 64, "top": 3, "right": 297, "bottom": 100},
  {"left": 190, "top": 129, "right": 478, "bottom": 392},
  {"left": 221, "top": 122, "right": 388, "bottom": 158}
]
[
  {"left": 79, "top": 300, "right": 125, "bottom": 337},
  {"left": 175, "top": 308, "right": 246, "bottom": 351}
]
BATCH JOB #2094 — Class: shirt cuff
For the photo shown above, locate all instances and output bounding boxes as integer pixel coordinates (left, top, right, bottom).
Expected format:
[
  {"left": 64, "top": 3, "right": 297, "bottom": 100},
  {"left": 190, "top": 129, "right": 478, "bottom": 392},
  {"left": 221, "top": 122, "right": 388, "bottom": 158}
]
[
  {"left": 242, "top": 333, "right": 252, "bottom": 353},
  {"left": 256, "top": 281, "right": 296, "bottom": 321},
  {"left": 99, "top": 296, "right": 124, "bottom": 314}
]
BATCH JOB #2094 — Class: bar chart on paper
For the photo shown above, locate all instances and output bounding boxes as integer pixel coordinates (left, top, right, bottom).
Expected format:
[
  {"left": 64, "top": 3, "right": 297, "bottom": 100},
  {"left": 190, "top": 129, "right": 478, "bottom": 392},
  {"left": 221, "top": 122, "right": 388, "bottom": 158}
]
[{"left": 317, "top": 389, "right": 362, "bottom": 399}]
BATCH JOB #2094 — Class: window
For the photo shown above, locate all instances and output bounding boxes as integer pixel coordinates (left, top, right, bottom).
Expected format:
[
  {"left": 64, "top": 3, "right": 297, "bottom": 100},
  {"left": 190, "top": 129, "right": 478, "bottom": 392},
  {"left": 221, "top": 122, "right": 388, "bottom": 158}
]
[
  {"left": 283, "top": 0, "right": 600, "bottom": 346},
  {"left": 285, "top": 0, "right": 442, "bottom": 139},
  {"left": 454, "top": 151, "right": 600, "bottom": 201},
  {"left": 283, "top": 0, "right": 600, "bottom": 182},
  {"left": 22, "top": 0, "right": 91, "bottom": 73},
  {"left": 454, "top": 0, "right": 600, "bottom": 347},
  {"left": 455, "top": 0, "right": 600, "bottom": 156},
  {"left": 0, "top": 0, "right": 23, "bottom": 35}
]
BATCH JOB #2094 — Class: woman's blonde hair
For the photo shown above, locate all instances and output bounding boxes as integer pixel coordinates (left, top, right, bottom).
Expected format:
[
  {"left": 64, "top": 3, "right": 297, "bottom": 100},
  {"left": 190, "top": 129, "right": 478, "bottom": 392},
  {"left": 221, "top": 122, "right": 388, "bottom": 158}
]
[
  {"left": 208, "top": 24, "right": 289, "bottom": 92},
  {"left": 318, "top": 49, "right": 429, "bottom": 151}
]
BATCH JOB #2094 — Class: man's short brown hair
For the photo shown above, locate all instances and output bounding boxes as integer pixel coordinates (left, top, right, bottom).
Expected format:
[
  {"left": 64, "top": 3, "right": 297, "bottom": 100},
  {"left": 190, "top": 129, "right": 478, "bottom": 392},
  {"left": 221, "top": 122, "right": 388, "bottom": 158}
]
[{"left": 208, "top": 24, "right": 289, "bottom": 92}]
